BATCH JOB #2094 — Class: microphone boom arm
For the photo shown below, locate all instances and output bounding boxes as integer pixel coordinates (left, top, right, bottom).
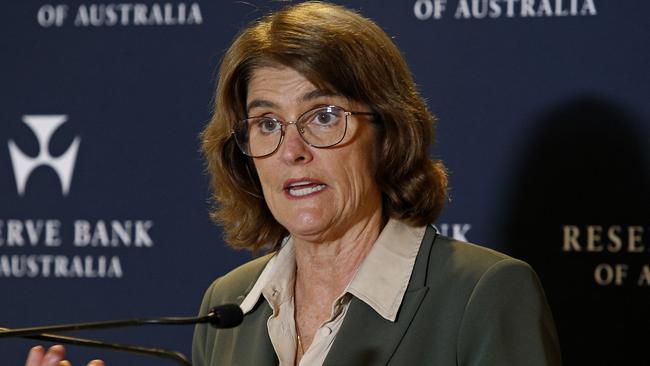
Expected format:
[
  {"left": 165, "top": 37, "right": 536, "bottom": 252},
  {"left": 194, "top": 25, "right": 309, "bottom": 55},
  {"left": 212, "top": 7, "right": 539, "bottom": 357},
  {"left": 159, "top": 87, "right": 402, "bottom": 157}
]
[
  {"left": 0, "top": 314, "right": 215, "bottom": 338},
  {"left": 0, "top": 304, "right": 243, "bottom": 366},
  {"left": 1, "top": 327, "right": 191, "bottom": 366}
]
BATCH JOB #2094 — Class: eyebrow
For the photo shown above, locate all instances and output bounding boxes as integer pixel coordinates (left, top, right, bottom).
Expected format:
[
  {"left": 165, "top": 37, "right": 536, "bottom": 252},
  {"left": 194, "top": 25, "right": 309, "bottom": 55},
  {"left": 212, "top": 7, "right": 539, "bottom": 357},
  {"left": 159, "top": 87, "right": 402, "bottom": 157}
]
[
  {"left": 301, "top": 89, "right": 339, "bottom": 102},
  {"left": 246, "top": 89, "right": 340, "bottom": 113}
]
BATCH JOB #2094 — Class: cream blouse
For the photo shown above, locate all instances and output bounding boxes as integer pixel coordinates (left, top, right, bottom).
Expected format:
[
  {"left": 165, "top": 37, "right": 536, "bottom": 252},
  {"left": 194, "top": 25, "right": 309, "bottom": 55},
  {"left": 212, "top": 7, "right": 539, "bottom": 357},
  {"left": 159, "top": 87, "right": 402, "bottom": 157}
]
[{"left": 238, "top": 219, "right": 426, "bottom": 366}]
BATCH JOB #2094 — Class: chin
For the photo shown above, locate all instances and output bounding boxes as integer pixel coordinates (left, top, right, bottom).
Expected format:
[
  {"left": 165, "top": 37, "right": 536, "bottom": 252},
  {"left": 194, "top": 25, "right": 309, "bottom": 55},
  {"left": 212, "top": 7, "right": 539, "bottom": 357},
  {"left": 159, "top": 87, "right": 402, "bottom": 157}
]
[{"left": 282, "top": 212, "right": 333, "bottom": 238}]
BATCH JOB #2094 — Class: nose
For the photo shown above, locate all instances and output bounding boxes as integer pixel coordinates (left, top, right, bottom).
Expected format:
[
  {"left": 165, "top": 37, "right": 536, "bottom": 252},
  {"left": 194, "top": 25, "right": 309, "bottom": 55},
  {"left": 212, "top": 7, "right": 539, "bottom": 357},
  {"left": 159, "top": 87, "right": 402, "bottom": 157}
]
[{"left": 278, "top": 123, "right": 313, "bottom": 165}]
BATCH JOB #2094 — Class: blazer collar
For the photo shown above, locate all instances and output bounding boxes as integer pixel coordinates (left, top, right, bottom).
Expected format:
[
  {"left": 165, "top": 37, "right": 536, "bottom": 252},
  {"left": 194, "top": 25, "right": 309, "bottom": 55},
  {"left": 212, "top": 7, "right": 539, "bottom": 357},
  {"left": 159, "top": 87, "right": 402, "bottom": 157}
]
[
  {"left": 346, "top": 219, "right": 427, "bottom": 321},
  {"left": 323, "top": 225, "right": 437, "bottom": 366}
]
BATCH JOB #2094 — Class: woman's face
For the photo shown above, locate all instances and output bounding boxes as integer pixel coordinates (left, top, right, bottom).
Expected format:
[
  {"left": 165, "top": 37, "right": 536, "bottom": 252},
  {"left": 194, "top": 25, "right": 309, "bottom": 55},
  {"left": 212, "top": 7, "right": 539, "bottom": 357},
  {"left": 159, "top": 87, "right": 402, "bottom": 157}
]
[{"left": 247, "top": 66, "right": 382, "bottom": 242}]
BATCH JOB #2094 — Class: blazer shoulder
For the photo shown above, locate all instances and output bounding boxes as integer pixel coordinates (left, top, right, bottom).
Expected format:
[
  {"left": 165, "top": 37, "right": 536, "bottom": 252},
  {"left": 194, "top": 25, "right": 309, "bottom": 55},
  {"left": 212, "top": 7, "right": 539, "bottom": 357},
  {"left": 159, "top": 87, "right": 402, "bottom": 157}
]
[
  {"left": 430, "top": 235, "right": 516, "bottom": 279},
  {"left": 202, "top": 252, "right": 275, "bottom": 306},
  {"left": 193, "top": 253, "right": 277, "bottom": 366},
  {"left": 435, "top": 238, "right": 562, "bottom": 365},
  {"left": 425, "top": 234, "right": 544, "bottom": 299}
]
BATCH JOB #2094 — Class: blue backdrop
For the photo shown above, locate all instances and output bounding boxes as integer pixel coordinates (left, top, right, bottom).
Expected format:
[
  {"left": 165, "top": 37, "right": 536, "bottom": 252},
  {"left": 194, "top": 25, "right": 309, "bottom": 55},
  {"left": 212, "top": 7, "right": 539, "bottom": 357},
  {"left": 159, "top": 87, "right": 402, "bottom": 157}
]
[{"left": 1, "top": 1, "right": 648, "bottom": 364}]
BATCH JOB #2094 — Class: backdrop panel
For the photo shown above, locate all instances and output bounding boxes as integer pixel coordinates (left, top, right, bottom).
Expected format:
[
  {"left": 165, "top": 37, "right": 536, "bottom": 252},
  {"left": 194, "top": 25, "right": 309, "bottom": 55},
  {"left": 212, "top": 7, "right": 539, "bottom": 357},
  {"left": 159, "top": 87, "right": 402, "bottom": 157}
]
[{"left": 1, "top": 1, "right": 648, "bottom": 364}]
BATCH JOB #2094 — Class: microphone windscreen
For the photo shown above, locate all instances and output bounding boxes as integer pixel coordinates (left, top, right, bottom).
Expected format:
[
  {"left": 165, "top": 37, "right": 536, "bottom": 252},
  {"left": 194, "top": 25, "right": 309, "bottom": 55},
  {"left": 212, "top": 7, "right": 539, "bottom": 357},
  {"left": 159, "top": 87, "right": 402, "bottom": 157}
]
[{"left": 208, "top": 304, "right": 244, "bottom": 328}]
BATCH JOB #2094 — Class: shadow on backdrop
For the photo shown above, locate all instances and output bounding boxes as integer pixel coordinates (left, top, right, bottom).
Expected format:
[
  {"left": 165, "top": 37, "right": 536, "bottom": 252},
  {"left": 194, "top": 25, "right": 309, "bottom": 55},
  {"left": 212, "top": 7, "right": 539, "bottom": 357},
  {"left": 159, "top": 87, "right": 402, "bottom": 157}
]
[{"left": 498, "top": 97, "right": 650, "bottom": 366}]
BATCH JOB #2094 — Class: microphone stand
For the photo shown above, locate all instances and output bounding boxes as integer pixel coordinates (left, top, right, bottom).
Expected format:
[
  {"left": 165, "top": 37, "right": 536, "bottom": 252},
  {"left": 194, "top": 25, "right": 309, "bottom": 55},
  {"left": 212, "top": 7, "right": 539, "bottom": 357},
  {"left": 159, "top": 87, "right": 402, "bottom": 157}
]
[
  {"left": 0, "top": 304, "right": 243, "bottom": 366},
  {"left": 1, "top": 327, "right": 191, "bottom": 366}
]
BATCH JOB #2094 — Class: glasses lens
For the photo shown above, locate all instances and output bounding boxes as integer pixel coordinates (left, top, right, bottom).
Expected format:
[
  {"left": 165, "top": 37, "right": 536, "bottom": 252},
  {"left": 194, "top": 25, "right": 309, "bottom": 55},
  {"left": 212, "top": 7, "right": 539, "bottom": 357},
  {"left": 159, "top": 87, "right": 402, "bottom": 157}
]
[
  {"left": 234, "top": 117, "right": 282, "bottom": 157},
  {"left": 298, "top": 106, "right": 347, "bottom": 147}
]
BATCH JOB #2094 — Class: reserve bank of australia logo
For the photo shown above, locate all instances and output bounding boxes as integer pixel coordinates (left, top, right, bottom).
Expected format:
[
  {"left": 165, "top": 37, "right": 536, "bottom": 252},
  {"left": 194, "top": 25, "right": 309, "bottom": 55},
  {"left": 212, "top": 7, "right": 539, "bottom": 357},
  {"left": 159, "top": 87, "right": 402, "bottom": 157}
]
[{"left": 8, "top": 115, "right": 81, "bottom": 196}]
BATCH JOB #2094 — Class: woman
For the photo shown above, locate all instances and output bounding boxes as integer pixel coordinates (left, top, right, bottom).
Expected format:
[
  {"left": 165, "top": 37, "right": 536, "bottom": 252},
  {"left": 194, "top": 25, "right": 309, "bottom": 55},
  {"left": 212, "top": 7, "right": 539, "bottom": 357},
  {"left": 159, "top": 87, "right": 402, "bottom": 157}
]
[
  {"left": 27, "top": 2, "right": 560, "bottom": 365},
  {"left": 194, "top": 2, "right": 560, "bottom": 366}
]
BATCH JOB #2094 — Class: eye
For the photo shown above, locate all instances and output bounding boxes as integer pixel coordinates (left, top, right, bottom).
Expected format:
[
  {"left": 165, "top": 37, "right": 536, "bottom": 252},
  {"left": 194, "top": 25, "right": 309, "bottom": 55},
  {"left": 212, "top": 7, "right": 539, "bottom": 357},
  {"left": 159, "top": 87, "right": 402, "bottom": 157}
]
[
  {"left": 310, "top": 109, "right": 342, "bottom": 127},
  {"left": 256, "top": 118, "right": 281, "bottom": 134}
]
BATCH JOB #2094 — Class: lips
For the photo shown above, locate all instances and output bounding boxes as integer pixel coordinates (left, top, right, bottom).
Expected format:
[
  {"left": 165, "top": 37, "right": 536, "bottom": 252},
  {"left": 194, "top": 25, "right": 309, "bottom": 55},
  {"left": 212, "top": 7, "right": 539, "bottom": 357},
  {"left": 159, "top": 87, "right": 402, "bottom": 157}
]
[{"left": 283, "top": 178, "right": 327, "bottom": 198}]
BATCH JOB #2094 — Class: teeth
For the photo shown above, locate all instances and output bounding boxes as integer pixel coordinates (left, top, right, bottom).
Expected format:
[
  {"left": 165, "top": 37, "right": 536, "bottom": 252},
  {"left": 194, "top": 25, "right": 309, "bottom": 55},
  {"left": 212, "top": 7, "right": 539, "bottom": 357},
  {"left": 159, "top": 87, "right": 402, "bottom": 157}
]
[{"left": 288, "top": 184, "right": 326, "bottom": 197}]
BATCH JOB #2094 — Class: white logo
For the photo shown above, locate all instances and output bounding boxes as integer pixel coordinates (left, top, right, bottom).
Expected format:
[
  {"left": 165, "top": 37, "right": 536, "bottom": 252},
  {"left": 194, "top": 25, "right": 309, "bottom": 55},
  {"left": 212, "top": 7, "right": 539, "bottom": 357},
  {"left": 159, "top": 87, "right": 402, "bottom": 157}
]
[{"left": 8, "top": 115, "right": 81, "bottom": 196}]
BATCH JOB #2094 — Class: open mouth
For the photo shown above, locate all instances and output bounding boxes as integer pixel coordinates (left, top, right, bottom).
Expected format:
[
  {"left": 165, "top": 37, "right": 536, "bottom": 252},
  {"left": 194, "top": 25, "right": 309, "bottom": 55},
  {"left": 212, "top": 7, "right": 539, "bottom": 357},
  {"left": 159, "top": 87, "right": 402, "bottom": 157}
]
[{"left": 284, "top": 180, "right": 327, "bottom": 197}]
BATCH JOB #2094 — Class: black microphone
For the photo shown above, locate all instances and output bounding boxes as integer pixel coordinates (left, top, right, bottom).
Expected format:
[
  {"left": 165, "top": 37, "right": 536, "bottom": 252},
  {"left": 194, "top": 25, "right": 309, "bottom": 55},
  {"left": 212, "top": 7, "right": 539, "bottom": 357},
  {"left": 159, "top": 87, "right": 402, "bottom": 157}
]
[{"left": 1, "top": 304, "right": 243, "bottom": 366}]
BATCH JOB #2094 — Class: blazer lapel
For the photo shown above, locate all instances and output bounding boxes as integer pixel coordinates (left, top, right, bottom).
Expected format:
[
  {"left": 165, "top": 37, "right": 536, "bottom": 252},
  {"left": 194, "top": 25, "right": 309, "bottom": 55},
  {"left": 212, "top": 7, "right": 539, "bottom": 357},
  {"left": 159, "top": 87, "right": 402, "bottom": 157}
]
[
  {"left": 232, "top": 299, "right": 278, "bottom": 366},
  {"left": 324, "top": 226, "right": 437, "bottom": 366}
]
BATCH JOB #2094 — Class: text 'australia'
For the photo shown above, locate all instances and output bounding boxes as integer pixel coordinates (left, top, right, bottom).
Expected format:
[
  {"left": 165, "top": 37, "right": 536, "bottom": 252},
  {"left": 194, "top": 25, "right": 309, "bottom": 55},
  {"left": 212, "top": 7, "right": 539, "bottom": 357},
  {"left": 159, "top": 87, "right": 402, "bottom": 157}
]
[
  {"left": 414, "top": 0, "right": 597, "bottom": 20},
  {"left": 37, "top": 3, "right": 203, "bottom": 27}
]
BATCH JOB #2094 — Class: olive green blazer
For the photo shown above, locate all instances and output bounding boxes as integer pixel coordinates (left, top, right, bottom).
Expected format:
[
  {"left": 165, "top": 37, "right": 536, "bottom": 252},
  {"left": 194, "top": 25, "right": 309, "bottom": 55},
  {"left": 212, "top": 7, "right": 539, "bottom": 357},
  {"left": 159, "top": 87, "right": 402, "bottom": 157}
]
[{"left": 193, "top": 226, "right": 561, "bottom": 365}]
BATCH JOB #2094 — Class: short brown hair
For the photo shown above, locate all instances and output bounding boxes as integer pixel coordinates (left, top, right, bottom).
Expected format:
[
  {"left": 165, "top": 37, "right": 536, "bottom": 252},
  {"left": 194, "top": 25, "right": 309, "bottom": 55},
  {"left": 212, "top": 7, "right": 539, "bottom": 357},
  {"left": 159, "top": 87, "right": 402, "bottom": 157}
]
[{"left": 202, "top": 1, "right": 448, "bottom": 251}]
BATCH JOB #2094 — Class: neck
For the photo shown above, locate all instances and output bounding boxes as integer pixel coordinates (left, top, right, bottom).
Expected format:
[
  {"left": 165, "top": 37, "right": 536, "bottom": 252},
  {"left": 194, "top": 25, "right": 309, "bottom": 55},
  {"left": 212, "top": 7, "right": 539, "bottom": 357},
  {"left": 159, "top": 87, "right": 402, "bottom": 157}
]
[{"left": 293, "top": 210, "right": 385, "bottom": 293}]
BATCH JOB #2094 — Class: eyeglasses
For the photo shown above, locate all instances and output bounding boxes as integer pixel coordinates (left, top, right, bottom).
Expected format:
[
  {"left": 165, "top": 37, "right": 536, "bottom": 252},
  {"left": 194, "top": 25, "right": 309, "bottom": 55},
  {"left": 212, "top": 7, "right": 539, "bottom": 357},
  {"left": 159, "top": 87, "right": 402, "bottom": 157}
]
[{"left": 232, "top": 105, "right": 374, "bottom": 158}]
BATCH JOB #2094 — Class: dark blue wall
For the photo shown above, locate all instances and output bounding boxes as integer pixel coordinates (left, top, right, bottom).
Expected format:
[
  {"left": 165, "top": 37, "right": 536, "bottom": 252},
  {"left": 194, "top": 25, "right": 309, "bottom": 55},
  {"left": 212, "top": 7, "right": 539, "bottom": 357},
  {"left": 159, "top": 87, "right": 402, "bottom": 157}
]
[{"left": 1, "top": 1, "right": 648, "bottom": 364}]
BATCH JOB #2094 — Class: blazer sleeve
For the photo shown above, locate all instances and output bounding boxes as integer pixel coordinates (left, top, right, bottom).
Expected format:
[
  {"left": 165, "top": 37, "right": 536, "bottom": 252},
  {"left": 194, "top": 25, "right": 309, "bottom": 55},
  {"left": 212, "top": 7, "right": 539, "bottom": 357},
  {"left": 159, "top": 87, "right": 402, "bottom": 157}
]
[{"left": 457, "top": 258, "right": 562, "bottom": 366}]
